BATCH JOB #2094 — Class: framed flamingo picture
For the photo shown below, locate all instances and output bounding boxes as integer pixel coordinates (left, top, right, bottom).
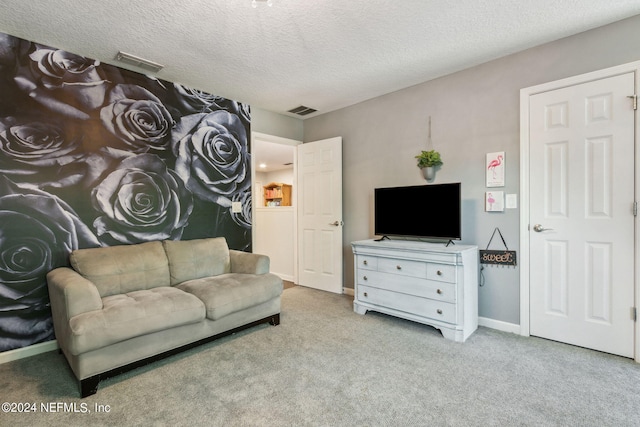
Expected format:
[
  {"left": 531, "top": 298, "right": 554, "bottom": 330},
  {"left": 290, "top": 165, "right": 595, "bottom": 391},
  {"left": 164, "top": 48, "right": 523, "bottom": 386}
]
[
  {"left": 486, "top": 151, "right": 505, "bottom": 187},
  {"left": 485, "top": 191, "right": 504, "bottom": 212}
]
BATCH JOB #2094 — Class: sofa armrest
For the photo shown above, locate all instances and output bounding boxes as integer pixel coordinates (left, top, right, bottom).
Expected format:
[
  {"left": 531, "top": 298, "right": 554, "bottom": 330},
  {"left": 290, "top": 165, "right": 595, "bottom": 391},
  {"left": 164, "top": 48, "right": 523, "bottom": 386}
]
[
  {"left": 229, "top": 250, "right": 270, "bottom": 275},
  {"left": 47, "top": 267, "right": 103, "bottom": 319}
]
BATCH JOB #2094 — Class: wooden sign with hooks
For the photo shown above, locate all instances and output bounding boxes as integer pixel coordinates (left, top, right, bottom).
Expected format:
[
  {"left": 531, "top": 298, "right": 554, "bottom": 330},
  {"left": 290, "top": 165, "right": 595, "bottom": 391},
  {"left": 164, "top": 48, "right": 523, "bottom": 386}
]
[{"left": 479, "top": 227, "right": 517, "bottom": 267}]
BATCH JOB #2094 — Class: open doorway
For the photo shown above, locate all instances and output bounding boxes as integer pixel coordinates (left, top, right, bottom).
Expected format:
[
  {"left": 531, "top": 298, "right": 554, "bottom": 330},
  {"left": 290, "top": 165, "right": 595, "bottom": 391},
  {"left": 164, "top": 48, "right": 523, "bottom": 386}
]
[{"left": 251, "top": 132, "right": 301, "bottom": 284}]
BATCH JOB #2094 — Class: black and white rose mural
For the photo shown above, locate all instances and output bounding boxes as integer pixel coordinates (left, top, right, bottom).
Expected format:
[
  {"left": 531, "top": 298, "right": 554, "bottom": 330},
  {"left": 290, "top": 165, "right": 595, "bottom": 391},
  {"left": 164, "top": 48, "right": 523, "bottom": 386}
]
[{"left": 0, "top": 32, "right": 252, "bottom": 352}]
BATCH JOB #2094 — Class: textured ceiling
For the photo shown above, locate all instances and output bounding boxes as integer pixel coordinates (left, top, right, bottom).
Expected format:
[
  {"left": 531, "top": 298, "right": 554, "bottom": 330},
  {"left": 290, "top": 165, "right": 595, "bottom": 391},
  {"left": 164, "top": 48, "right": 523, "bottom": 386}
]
[{"left": 1, "top": 1, "right": 640, "bottom": 119}]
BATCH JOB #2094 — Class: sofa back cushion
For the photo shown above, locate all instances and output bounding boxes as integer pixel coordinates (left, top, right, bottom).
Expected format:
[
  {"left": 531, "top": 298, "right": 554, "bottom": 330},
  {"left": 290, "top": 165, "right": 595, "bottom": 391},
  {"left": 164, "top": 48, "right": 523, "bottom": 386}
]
[
  {"left": 162, "top": 237, "right": 231, "bottom": 286},
  {"left": 69, "top": 241, "right": 170, "bottom": 297}
]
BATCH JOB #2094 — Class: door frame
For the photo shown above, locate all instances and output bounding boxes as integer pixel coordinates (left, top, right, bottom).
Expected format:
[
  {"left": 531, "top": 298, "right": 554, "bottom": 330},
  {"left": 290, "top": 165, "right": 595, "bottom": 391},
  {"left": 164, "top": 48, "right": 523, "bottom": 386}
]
[
  {"left": 519, "top": 60, "right": 640, "bottom": 362},
  {"left": 251, "top": 132, "right": 302, "bottom": 284}
]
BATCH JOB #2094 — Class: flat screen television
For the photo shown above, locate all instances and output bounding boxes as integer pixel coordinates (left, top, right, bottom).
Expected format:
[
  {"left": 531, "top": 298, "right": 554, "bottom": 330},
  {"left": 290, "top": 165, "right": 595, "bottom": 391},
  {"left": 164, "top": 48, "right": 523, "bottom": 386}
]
[{"left": 374, "top": 183, "right": 461, "bottom": 241}]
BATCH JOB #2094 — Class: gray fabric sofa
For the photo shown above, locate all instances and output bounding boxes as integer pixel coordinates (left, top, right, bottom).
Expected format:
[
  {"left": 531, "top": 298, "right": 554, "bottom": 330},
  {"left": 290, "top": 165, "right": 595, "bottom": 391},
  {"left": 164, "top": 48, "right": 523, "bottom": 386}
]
[{"left": 46, "top": 237, "right": 282, "bottom": 397}]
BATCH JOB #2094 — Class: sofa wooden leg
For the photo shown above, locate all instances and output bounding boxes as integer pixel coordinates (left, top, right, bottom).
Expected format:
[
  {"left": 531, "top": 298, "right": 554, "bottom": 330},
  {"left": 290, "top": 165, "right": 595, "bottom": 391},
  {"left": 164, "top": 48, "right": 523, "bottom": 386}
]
[
  {"left": 269, "top": 313, "right": 280, "bottom": 326},
  {"left": 80, "top": 376, "right": 100, "bottom": 398}
]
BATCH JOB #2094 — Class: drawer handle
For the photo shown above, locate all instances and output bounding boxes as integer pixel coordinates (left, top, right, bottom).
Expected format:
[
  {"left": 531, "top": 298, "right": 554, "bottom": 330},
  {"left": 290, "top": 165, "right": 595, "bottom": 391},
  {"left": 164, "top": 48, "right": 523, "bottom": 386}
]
[
  {"left": 363, "top": 276, "right": 368, "bottom": 281},
  {"left": 396, "top": 265, "right": 402, "bottom": 270},
  {"left": 363, "top": 292, "right": 368, "bottom": 297},
  {"left": 437, "top": 270, "right": 443, "bottom": 276},
  {"left": 436, "top": 289, "right": 443, "bottom": 294},
  {"left": 363, "top": 260, "right": 368, "bottom": 266},
  {"left": 437, "top": 309, "right": 443, "bottom": 315}
]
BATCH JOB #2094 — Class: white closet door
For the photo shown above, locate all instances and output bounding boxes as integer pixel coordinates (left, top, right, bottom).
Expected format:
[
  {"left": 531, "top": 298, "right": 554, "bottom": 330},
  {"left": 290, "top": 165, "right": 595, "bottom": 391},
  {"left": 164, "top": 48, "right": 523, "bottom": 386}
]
[{"left": 528, "top": 72, "right": 635, "bottom": 357}]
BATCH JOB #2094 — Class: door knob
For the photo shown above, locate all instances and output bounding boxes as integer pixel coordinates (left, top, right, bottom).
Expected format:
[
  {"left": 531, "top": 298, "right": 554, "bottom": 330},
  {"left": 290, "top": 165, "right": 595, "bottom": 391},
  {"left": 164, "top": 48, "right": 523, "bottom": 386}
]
[
  {"left": 533, "top": 224, "right": 554, "bottom": 232},
  {"left": 329, "top": 220, "right": 344, "bottom": 226}
]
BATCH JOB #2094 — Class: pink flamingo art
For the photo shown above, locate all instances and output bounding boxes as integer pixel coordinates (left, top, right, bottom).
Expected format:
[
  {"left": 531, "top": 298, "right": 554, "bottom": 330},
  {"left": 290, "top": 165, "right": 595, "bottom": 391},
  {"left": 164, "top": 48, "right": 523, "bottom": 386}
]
[
  {"left": 487, "top": 192, "right": 495, "bottom": 211},
  {"left": 487, "top": 154, "right": 503, "bottom": 179}
]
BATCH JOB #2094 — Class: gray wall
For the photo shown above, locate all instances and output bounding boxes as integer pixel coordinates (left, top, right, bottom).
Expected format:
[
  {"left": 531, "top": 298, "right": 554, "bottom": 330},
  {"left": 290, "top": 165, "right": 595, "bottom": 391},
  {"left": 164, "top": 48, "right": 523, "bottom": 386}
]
[
  {"left": 302, "top": 14, "right": 640, "bottom": 325},
  {"left": 252, "top": 107, "right": 304, "bottom": 141}
]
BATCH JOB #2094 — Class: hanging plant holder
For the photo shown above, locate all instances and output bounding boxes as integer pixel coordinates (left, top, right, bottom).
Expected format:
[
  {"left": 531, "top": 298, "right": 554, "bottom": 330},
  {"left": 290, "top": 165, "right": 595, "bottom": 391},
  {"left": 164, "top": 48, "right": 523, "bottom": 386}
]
[
  {"left": 415, "top": 117, "right": 442, "bottom": 182},
  {"left": 422, "top": 166, "right": 436, "bottom": 181}
]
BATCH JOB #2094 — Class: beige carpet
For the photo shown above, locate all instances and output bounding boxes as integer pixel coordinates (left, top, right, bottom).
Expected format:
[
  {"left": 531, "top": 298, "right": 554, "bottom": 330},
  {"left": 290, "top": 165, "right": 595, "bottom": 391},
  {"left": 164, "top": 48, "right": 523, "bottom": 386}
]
[{"left": 1, "top": 286, "right": 639, "bottom": 426}]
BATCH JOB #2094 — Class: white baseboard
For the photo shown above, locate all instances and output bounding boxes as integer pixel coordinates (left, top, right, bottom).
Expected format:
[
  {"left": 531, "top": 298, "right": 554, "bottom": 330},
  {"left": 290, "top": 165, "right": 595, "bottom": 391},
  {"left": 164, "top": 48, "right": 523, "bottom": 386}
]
[
  {"left": 342, "top": 287, "right": 354, "bottom": 296},
  {"left": 0, "top": 340, "right": 58, "bottom": 365},
  {"left": 478, "top": 316, "right": 521, "bottom": 334},
  {"left": 275, "top": 273, "right": 294, "bottom": 282}
]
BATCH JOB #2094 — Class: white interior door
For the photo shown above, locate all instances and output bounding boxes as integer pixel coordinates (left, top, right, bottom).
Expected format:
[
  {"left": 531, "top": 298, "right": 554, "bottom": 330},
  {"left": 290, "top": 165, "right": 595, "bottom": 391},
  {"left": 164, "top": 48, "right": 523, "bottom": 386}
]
[
  {"left": 528, "top": 72, "right": 635, "bottom": 358},
  {"left": 297, "top": 137, "right": 343, "bottom": 294}
]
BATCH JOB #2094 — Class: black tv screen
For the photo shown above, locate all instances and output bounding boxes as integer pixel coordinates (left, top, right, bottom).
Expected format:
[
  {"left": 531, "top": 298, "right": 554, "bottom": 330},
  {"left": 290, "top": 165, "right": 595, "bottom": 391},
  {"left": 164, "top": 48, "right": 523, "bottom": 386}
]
[{"left": 374, "top": 183, "right": 461, "bottom": 240}]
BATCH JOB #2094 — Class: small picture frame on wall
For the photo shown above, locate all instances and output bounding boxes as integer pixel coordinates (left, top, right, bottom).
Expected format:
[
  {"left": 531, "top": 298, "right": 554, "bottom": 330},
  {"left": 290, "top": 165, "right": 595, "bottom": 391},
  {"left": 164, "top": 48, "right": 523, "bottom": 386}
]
[
  {"left": 486, "top": 191, "right": 504, "bottom": 212},
  {"left": 486, "top": 151, "right": 505, "bottom": 187}
]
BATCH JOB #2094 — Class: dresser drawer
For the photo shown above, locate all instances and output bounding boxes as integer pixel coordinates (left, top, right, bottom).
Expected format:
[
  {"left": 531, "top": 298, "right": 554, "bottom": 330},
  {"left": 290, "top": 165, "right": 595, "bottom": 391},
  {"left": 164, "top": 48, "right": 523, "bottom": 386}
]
[
  {"left": 356, "top": 255, "right": 378, "bottom": 271},
  {"left": 356, "top": 270, "right": 456, "bottom": 303},
  {"left": 358, "top": 285, "right": 456, "bottom": 324},
  {"left": 426, "top": 263, "right": 456, "bottom": 283},
  {"left": 377, "top": 257, "right": 427, "bottom": 278}
]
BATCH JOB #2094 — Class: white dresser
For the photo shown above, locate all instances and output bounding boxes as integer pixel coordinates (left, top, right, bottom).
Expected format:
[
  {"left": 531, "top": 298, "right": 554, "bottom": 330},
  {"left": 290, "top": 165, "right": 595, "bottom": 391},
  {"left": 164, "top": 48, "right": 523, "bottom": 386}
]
[{"left": 351, "top": 239, "right": 478, "bottom": 342}]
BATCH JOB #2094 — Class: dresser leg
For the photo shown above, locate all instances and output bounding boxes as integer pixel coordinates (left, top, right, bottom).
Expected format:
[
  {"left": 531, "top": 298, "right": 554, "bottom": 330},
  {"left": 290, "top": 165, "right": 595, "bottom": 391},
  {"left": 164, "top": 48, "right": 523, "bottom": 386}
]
[
  {"left": 353, "top": 301, "right": 367, "bottom": 315},
  {"left": 440, "top": 328, "right": 463, "bottom": 342}
]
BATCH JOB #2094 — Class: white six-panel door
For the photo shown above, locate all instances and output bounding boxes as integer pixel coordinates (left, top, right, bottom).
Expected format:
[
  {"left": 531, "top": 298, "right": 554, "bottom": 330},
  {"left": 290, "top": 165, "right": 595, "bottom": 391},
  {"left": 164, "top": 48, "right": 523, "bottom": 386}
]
[
  {"left": 297, "top": 137, "right": 343, "bottom": 294},
  {"left": 528, "top": 73, "right": 635, "bottom": 358}
]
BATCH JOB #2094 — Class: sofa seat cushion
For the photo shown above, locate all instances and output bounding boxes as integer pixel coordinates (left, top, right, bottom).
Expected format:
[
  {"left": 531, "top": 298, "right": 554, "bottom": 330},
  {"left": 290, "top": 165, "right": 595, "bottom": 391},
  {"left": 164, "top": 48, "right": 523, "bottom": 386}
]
[
  {"left": 68, "top": 287, "right": 205, "bottom": 355},
  {"left": 176, "top": 273, "right": 283, "bottom": 320}
]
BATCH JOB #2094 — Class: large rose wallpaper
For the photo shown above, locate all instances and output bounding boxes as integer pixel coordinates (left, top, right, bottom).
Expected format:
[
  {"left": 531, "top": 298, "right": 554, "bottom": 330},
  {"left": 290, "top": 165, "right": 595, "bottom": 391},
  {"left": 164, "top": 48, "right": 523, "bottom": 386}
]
[{"left": 0, "top": 32, "right": 252, "bottom": 352}]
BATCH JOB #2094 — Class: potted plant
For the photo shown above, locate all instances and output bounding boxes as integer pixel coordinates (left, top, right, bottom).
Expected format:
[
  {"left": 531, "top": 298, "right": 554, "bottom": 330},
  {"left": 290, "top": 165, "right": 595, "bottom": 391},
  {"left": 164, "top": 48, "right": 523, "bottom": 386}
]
[{"left": 415, "top": 150, "right": 443, "bottom": 181}]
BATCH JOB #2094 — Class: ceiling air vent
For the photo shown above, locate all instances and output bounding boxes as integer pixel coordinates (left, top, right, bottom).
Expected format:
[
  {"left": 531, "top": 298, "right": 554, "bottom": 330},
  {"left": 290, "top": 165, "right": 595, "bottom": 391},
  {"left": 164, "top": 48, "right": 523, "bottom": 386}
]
[
  {"left": 287, "top": 105, "right": 317, "bottom": 116},
  {"left": 115, "top": 51, "right": 164, "bottom": 73}
]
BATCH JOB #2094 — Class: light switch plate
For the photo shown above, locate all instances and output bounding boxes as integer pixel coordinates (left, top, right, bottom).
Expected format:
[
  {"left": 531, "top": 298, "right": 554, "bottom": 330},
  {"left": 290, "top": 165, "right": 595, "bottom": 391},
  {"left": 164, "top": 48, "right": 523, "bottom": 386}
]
[
  {"left": 506, "top": 194, "right": 518, "bottom": 209},
  {"left": 231, "top": 202, "right": 242, "bottom": 213}
]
